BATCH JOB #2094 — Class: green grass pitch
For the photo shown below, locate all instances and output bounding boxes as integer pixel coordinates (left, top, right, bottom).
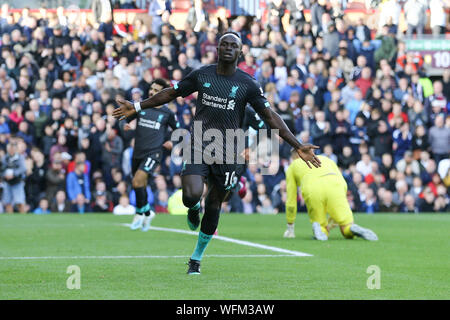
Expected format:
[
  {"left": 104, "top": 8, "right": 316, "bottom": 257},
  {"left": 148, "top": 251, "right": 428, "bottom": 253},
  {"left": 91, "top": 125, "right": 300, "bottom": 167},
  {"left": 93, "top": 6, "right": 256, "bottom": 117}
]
[{"left": 0, "top": 213, "right": 449, "bottom": 300}]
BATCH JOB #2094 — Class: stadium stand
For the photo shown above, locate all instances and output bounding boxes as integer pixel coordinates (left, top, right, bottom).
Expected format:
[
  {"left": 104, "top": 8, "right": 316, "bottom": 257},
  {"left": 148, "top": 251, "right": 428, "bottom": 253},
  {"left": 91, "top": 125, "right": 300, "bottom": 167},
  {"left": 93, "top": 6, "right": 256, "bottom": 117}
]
[{"left": 0, "top": 0, "right": 448, "bottom": 214}]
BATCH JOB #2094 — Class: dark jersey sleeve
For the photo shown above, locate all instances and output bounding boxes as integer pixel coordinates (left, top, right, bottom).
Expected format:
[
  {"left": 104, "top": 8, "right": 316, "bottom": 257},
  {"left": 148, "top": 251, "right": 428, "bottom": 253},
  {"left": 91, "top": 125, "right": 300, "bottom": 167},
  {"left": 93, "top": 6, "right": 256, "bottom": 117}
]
[
  {"left": 163, "top": 110, "right": 181, "bottom": 143},
  {"left": 173, "top": 68, "right": 199, "bottom": 98},
  {"left": 167, "top": 111, "right": 180, "bottom": 131},
  {"left": 244, "top": 105, "right": 267, "bottom": 131},
  {"left": 246, "top": 78, "right": 271, "bottom": 114}
]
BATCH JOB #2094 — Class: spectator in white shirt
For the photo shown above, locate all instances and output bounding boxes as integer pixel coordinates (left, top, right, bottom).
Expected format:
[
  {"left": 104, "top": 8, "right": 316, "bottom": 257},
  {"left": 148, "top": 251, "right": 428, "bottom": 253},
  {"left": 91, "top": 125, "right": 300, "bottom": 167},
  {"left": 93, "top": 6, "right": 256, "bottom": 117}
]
[
  {"left": 404, "top": 0, "right": 427, "bottom": 37},
  {"left": 356, "top": 153, "right": 373, "bottom": 177},
  {"left": 429, "top": 0, "right": 447, "bottom": 37},
  {"left": 113, "top": 195, "right": 136, "bottom": 215}
]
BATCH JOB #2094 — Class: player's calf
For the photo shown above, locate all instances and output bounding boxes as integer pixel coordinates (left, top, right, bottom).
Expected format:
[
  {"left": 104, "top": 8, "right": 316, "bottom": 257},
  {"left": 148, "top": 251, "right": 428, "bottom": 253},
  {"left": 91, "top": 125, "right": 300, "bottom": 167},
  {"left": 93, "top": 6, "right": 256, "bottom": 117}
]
[
  {"left": 182, "top": 177, "right": 204, "bottom": 231},
  {"left": 187, "top": 202, "right": 201, "bottom": 231}
]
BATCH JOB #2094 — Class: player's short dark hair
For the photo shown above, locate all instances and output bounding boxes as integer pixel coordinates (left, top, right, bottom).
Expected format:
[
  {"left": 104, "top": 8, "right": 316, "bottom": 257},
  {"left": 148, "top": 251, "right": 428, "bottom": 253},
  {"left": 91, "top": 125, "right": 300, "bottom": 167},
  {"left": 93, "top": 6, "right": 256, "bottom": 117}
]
[
  {"left": 221, "top": 31, "right": 241, "bottom": 40},
  {"left": 151, "top": 78, "right": 169, "bottom": 89}
]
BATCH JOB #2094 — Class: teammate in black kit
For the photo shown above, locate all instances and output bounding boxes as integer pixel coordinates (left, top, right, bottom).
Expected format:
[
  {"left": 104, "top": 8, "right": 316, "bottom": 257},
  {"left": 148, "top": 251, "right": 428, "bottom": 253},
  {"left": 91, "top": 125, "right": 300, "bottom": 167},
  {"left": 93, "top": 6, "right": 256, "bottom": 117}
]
[
  {"left": 124, "top": 79, "right": 180, "bottom": 231},
  {"left": 113, "top": 32, "right": 321, "bottom": 274}
]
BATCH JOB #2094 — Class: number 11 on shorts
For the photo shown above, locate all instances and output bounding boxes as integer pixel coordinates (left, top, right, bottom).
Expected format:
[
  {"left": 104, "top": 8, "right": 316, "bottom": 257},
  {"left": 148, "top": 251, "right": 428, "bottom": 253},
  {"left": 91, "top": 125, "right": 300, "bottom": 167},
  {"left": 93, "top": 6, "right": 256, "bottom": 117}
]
[{"left": 144, "top": 157, "right": 155, "bottom": 171}]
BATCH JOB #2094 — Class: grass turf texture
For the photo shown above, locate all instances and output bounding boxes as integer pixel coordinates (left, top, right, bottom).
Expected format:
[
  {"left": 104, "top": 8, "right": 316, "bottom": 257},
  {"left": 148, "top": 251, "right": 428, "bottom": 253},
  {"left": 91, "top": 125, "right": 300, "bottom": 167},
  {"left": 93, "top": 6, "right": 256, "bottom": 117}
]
[{"left": 0, "top": 213, "right": 449, "bottom": 300}]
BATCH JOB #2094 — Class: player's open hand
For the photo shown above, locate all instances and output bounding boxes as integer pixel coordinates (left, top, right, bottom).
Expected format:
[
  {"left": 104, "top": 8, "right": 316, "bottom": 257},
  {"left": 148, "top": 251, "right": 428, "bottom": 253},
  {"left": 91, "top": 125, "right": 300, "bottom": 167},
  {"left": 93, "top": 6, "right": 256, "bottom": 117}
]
[
  {"left": 296, "top": 144, "right": 321, "bottom": 169},
  {"left": 113, "top": 97, "right": 136, "bottom": 120}
]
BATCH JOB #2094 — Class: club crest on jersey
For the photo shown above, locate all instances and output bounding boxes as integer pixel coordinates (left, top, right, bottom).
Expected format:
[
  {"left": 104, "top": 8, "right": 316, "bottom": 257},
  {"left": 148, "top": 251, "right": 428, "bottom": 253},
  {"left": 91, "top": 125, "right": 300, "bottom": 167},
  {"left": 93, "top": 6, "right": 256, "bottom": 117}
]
[
  {"left": 229, "top": 86, "right": 239, "bottom": 98},
  {"left": 157, "top": 114, "right": 164, "bottom": 122},
  {"left": 203, "top": 82, "right": 211, "bottom": 88},
  {"left": 227, "top": 99, "right": 235, "bottom": 110}
]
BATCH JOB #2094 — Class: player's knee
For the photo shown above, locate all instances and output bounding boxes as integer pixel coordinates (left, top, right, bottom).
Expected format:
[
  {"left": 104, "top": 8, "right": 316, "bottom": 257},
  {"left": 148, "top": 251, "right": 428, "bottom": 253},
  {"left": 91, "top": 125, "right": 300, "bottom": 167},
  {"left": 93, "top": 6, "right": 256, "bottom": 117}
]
[
  {"left": 182, "top": 190, "right": 202, "bottom": 208},
  {"left": 132, "top": 176, "right": 146, "bottom": 189}
]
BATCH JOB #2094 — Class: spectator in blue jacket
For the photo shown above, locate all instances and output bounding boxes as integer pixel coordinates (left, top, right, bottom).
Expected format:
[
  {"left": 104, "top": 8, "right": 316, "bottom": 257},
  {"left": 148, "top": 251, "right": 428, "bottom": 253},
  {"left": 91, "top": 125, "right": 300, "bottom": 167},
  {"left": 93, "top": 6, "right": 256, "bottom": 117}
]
[
  {"left": 392, "top": 122, "right": 413, "bottom": 164},
  {"left": 66, "top": 160, "right": 91, "bottom": 204},
  {"left": 0, "top": 115, "right": 10, "bottom": 134},
  {"left": 279, "top": 76, "right": 303, "bottom": 102},
  {"left": 361, "top": 188, "right": 379, "bottom": 214},
  {"left": 33, "top": 198, "right": 51, "bottom": 214}
]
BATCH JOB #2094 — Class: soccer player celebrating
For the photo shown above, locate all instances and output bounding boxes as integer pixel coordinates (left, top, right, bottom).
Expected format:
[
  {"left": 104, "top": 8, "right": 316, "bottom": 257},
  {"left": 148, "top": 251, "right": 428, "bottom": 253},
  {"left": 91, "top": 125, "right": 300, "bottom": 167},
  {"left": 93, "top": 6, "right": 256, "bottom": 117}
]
[
  {"left": 284, "top": 151, "right": 378, "bottom": 241},
  {"left": 113, "top": 32, "right": 321, "bottom": 274},
  {"left": 124, "top": 79, "right": 180, "bottom": 231}
]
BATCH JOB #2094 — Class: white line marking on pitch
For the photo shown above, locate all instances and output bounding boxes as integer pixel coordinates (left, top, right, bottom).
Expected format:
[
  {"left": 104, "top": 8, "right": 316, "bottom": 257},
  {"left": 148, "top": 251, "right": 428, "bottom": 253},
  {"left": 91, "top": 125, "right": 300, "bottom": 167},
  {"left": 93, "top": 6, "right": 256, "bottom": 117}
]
[
  {"left": 121, "top": 223, "right": 313, "bottom": 257},
  {"left": 0, "top": 254, "right": 298, "bottom": 260}
]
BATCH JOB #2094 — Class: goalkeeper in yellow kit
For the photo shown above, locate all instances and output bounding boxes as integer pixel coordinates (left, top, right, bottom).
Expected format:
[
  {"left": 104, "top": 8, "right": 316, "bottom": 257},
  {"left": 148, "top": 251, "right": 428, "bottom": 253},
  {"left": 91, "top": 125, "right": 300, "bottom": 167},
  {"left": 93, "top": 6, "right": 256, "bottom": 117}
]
[{"left": 284, "top": 152, "right": 378, "bottom": 241}]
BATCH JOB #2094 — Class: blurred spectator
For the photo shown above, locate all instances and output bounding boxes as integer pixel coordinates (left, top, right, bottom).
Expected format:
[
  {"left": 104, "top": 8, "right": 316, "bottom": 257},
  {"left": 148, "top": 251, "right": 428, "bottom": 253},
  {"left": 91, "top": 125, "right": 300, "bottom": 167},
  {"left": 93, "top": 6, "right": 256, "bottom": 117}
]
[
  {"left": 372, "top": 120, "right": 393, "bottom": 159},
  {"left": 361, "top": 188, "right": 379, "bottom": 214},
  {"left": 257, "top": 197, "right": 275, "bottom": 214},
  {"left": 71, "top": 193, "right": 90, "bottom": 214},
  {"left": 404, "top": 0, "right": 427, "bottom": 37},
  {"left": 186, "top": 0, "right": 209, "bottom": 33},
  {"left": 1, "top": 139, "right": 26, "bottom": 213},
  {"left": 338, "top": 145, "right": 357, "bottom": 169},
  {"left": 356, "top": 153, "right": 373, "bottom": 178},
  {"left": 428, "top": 115, "right": 450, "bottom": 164},
  {"left": 379, "top": 190, "right": 399, "bottom": 212},
  {"left": 113, "top": 195, "right": 136, "bottom": 215},
  {"left": 374, "top": 25, "right": 397, "bottom": 66},
  {"left": 337, "top": 44, "right": 354, "bottom": 82},
  {"left": 49, "top": 134, "right": 68, "bottom": 163},
  {"left": 345, "top": 89, "right": 363, "bottom": 124},
  {"left": 50, "top": 190, "right": 71, "bottom": 213},
  {"left": 25, "top": 148, "right": 46, "bottom": 210},
  {"left": 392, "top": 122, "right": 412, "bottom": 163},
  {"left": 66, "top": 160, "right": 91, "bottom": 205},
  {"left": 378, "top": 0, "right": 401, "bottom": 34},
  {"left": 400, "top": 194, "right": 419, "bottom": 213},
  {"left": 429, "top": 0, "right": 447, "bottom": 37},
  {"left": 310, "top": 110, "right": 331, "bottom": 151},
  {"left": 321, "top": 144, "right": 338, "bottom": 163},
  {"left": 33, "top": 198, "right": 50, "bottom": 214},
  {"left": 396, "top": 150, "right": 420, "bottom": 176},
  {"left": 355, "top": 67, "right": 373, "bottom": 98},
  {"left": 92, "top": 190, "right": 112, "bottom": 212},
  {"left": 310, "top": 0, "right": 327, "bottom": 36},
  {"left": 349, "top": 116, "right": 369, "bottom": 154},
  {"left": 155, "top": 190, "right": 169, "bottom": 213}
]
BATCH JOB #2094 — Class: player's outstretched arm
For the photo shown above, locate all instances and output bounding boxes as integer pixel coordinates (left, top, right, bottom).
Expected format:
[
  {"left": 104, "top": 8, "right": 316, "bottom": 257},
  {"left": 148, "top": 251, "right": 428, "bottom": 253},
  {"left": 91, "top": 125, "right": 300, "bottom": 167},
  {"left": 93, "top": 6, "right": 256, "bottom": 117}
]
[
  {"left": 113, "top": 88, "right": 180, "bottom": 120},
  {"left": 259, "top": 108, "right": 321, "bottom": 168}
]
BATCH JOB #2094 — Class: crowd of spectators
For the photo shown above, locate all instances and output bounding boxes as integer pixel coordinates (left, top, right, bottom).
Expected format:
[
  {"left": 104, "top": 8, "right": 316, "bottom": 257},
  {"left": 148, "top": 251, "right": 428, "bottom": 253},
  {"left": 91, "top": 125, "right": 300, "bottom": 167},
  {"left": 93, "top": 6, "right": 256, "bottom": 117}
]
[{"left": 0, "top": 0, "right": 448, "bottom": 215}]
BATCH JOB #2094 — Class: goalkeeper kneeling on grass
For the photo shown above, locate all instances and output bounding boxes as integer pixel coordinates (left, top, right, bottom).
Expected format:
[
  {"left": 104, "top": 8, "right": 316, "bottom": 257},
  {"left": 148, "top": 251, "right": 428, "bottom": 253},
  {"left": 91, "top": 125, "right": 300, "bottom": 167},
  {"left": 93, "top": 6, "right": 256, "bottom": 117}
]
[{"left": 284, "top": 150, "right": 378, "bottom": 241}]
